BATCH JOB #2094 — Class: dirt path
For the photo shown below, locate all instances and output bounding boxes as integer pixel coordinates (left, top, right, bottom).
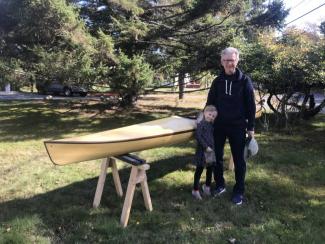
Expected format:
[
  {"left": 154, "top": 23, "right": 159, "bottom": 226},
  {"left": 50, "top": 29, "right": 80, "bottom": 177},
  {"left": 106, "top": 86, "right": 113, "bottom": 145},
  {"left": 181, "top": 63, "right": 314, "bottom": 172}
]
[{"left": 0, "top": 91, "right": 101, "bottom": 101}]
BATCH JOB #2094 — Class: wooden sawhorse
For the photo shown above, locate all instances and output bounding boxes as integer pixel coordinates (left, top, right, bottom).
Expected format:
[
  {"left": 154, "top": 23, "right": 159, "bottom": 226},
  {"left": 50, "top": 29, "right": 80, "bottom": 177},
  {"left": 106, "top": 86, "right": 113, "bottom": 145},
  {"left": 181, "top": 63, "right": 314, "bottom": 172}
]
[
  {"left": 92, "top": 154, "right": 152, "bottom": 227},
  {"left": 228, "top": 155, "right": 234, "bottom": 171}
]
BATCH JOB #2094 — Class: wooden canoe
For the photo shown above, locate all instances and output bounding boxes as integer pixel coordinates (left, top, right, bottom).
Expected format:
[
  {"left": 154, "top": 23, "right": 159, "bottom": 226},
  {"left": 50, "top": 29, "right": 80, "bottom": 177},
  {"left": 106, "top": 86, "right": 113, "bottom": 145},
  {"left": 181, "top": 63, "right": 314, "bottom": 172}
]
[{"left": 45, "top": 116, "right": 196, "bottom": 165}]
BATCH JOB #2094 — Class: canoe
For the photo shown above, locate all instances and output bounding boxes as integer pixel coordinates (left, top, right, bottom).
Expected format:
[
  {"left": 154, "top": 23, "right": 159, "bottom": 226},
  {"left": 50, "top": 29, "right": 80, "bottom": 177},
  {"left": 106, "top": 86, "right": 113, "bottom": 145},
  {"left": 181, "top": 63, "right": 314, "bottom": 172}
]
[{"left": 45, "top": 116, "right": 196, "bottom": 165}]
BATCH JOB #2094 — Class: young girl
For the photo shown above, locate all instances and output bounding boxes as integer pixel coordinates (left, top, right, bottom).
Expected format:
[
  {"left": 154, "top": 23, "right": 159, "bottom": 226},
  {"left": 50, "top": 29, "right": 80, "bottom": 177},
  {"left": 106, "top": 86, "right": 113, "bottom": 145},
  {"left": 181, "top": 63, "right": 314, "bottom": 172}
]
[{"left": 192, "top": 105, "right": 218, "bottom": 200}]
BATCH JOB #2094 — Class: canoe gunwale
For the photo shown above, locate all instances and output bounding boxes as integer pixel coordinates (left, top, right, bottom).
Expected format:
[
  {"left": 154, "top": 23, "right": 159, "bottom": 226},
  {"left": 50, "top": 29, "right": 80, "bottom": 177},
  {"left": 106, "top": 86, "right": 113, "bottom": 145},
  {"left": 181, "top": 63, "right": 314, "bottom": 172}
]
[{"left": 44, "top": 128, "right": 195, "bottom": 145}]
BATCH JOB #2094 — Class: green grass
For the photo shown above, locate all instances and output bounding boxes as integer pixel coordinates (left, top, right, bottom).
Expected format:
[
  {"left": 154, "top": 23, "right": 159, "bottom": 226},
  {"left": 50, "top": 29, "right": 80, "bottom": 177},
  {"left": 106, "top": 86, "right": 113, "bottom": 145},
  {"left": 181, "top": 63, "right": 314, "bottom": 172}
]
[{"left": 0, "top": 99, "right": 324, "bottom": 243}]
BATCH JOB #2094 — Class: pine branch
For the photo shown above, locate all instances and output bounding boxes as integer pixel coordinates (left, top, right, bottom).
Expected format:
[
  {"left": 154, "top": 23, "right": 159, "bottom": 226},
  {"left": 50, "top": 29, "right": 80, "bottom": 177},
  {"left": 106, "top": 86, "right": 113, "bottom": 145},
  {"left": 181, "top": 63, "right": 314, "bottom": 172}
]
[
  {"left": 153, "top": 10, "right": 191, "bottom": 21},
  {"left": 147, "top": 2, "right": 184, "bottom": 10},
  {"left": 135, "top": 40, "right": 188, "bottom": 51},
  {"left": 169, "top": 12, "right": 234, "bottom": 37}
]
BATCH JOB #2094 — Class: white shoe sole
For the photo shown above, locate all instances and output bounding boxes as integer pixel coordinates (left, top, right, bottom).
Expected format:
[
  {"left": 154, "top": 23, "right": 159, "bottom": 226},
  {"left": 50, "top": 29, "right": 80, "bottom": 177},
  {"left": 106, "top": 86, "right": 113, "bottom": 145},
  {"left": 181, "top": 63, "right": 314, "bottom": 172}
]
[
  {"left": 192, "top": 191, "right": 202, "bottom": 200},
  {"left": 201, "top": 185, "right": 211, "bottom": 196},
  {"left": 234, "top": 200, "right": 242, "bottom": 205},
  {"left": 214, "top": 188, "right": 226, "bottom": 197}
]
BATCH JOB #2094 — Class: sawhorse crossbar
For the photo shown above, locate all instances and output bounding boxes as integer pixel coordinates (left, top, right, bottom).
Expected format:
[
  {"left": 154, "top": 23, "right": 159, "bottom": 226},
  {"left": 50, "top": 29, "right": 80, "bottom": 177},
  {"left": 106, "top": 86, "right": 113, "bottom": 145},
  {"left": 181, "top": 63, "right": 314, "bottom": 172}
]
[{"left": 92, "top": 154, "right": 152, "bottom": 227}]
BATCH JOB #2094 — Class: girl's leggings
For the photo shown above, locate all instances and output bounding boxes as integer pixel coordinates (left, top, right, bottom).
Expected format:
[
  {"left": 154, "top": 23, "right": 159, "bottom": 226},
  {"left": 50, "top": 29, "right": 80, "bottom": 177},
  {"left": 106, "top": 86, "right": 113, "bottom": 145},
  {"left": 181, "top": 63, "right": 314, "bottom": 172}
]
[{"left": 193, "top": 165, "right": 213, "bottom": 190}]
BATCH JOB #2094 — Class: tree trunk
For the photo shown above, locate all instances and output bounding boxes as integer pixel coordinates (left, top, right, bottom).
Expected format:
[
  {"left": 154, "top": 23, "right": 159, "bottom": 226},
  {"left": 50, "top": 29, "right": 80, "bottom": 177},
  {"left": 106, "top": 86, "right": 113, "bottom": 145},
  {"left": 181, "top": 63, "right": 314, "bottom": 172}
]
[
  {"left": 178, "top": 72, "right": 185, "bottom": 100},
  {"left": 302, "top": 98, "right": 325, "bottom": 119},
  {"left": 309, "top": 94, "right": 315, "bottom": 109},
  {"left": 120, "top": 91, "right": 137, "bottom": 107},
  {"left": 267, "top": 93, "right": 278, "bottom": 114},
  {"left": 280, "top": 94, "right": 289, "bottom": 128}
]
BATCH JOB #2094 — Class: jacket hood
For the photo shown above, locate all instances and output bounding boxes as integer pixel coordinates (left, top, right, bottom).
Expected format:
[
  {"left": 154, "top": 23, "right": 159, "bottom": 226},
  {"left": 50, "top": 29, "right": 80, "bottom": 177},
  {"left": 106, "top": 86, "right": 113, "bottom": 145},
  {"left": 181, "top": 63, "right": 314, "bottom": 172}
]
[
  {"left": 220, "top": 68, "right": 244, "bottom": 81},
  {"left": 219, "top": 68, "right": 245, "bottom": 96}
]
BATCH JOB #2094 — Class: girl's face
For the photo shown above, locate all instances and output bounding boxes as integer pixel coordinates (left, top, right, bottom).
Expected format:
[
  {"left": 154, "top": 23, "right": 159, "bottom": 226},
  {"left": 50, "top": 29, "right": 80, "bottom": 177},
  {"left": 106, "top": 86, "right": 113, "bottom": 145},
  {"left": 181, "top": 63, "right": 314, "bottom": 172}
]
[{"left": 204, "top": 111, "right": 217, "bottom": 122}]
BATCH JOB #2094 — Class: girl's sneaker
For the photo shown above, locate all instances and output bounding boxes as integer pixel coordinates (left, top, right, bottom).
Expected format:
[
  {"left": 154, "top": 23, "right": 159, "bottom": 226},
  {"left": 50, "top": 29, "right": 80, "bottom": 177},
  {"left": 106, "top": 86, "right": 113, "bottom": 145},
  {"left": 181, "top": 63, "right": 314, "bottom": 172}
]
[
  {"left": 192, "top": 190, "right": 202, "bottom": 200},
  {"left": 202, "top": 184, "right": 211, "bottom": 196}
]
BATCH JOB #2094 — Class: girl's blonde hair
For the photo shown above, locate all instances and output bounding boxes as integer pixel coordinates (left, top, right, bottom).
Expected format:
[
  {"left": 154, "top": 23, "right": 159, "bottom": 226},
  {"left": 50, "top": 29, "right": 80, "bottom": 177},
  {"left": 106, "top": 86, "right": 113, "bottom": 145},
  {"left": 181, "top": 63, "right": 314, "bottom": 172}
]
[
  {"left": 204, "top": 105, "right": 217, "bottom": 113},
  {"left": 197, "top": 105, "right": 217, "bottom": 124}
]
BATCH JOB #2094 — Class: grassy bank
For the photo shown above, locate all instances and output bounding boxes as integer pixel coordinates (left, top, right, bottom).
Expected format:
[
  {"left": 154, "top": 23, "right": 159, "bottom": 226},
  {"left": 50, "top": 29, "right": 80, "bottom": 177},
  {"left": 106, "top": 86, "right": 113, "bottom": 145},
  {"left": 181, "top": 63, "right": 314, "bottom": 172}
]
[{"left": 0, "top": 95, "right": 324, "bottom": 243}]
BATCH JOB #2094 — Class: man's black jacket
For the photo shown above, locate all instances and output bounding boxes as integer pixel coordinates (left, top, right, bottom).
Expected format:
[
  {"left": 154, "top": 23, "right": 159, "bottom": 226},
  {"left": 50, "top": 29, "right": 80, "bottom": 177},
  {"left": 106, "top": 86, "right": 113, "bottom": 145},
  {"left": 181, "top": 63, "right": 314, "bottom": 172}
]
[{"left": 206, "top": 68, "right": 256, "bottom": 131}]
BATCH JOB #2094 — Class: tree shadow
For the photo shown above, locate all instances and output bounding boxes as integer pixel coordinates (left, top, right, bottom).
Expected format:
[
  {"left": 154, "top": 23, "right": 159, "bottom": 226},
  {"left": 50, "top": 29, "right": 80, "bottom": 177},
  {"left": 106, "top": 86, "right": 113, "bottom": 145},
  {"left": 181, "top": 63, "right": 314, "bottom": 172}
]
[
  {"left": 0, "top": 146, "right": 323, "bottom": 242},
  {"left": 139, "top": 104, "right": 199, "bottom": 117},
  {"left": 251, "top": 115, "right": 325, "bottom": 188},
  {"left": 0, "top": 154, "right": 193, "bottom": 241},
  {"left": 0, "top": 101, "right": 195, "bottom": 142}
]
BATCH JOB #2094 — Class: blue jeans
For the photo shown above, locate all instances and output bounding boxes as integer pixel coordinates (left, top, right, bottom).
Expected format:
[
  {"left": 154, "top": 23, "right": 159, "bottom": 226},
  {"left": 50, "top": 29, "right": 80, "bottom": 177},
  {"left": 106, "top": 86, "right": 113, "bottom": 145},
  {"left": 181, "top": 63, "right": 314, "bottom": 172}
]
[{"left": 213, "top": 126, "right": 246, "bottom": 194}]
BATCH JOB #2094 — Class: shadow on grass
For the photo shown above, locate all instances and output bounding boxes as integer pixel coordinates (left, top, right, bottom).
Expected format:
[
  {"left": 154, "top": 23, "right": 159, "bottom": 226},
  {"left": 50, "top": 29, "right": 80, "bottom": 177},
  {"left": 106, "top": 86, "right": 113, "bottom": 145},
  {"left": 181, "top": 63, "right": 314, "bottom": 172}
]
[
  {"left": 0, "top": 101, "right": 196, "bottom": 142},
  {"left": 255, "top": 112, "right": 325, "bottom": 133},
  {"left": 0, "top": 154, "right": 193, "bottom": 240},
  {"left": 140, "top": 104, "right": 200, "bottom": 117},
  {"left": 252, "top": 114, "right": 325, "bottom": 188},
  {"left": 1, "top": 158, "right": 322, "bottom": 243},
  {"left": 1, "top": 102, "right": 324, "bottom": 242},
  {"left": 1, "top": 147, "right": 324, "bottom": 243}
]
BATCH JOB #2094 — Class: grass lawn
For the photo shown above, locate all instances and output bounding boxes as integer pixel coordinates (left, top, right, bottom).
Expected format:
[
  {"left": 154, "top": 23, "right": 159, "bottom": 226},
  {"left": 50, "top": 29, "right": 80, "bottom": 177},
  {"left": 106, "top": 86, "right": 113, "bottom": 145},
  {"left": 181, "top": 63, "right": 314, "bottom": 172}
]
[{"left": 0, "top": 94, "right": 324, "bottom": 243}]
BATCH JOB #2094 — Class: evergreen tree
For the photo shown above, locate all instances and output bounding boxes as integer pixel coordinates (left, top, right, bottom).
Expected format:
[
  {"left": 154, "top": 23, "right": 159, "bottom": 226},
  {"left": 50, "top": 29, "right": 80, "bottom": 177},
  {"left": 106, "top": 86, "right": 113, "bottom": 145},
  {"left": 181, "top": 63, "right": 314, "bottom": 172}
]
[
  {"left": 238, "top": 28, "right": 325, "bottom": 124},
  {"left": 1, "top": 0, "right": 290, "bottom": 106},
  {"left": 0, "top": 0, "right": 98, "bottom": 89}
]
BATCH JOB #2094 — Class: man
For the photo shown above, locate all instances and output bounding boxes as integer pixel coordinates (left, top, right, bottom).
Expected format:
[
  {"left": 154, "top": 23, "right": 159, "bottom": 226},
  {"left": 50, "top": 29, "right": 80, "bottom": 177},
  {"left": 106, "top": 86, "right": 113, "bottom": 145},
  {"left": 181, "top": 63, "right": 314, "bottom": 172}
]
[{"left": 206, "top": 47, "right": 256, "bottom": 205}]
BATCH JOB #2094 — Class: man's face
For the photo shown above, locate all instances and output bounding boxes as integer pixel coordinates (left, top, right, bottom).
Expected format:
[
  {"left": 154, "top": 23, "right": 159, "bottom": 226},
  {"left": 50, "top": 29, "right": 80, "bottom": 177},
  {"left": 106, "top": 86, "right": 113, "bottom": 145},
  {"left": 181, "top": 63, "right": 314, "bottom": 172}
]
[{"left": 221, "top": 53, "right": 238, "bottom": 75}]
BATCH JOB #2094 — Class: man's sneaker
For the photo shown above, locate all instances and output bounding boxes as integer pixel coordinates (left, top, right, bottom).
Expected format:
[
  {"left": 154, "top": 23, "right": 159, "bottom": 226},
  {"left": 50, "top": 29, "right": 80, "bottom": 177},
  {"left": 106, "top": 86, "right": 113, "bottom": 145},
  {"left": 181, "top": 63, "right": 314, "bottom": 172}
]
[
  {"left": 192, "top": 190, "right": 202, "bottom": 200},
  {"left": 231, "top": 194, "right": 243, "bottom": 205},
  {"left": 213, "top": 186, "right": 226, "bottom": 197},
  {"left": 202, "top": 184, "right": 211, "bottom": 196}
]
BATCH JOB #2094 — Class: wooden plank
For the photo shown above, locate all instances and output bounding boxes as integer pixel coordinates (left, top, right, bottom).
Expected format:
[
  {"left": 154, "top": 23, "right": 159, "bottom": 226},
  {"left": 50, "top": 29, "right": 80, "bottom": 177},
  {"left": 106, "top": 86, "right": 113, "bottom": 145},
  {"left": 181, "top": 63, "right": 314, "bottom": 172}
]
[
  {"left": 120, "top": 166, "right": 138, "bottom": 227},
  {"left": 141, "top": 175, "right": 153, "bottom": 211},
  {"left": 228, "top": 154, "right": 234, "bottom": 171},
  {"left": 109, "top": 158, "right": 123, "bottom": 197},
  {"left": 93, "top": 158, "right": 109, "bottom": 208}
]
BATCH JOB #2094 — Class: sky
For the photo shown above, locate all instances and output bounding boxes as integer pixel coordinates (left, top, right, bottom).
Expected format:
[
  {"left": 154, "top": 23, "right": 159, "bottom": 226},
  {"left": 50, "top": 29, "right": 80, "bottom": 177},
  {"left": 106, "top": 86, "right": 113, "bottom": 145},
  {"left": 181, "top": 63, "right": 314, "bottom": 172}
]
[{"left": 283, "top": 0, "right": 325, "bottom": 28}]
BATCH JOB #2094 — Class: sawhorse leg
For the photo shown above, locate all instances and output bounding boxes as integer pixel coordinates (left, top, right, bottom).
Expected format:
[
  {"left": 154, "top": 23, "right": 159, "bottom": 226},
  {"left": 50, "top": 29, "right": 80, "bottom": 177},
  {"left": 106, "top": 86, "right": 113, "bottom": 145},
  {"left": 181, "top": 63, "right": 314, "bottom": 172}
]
[
  {"left": 120, "top": 164, "right": 152, "bottom": 227},
  {"left": 93, "top": 157, "right": 123, "bottom": 208},
  {"left": 228, "top": 154, "right": 234, "bottom": 171}
]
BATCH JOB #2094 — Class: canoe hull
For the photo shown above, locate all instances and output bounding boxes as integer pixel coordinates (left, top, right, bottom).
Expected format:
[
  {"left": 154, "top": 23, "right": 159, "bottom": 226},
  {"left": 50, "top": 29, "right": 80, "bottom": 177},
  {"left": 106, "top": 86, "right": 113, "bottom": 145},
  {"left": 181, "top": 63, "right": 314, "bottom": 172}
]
[{"left": 45, "top": 116, "right": 196, "bottom": 165}]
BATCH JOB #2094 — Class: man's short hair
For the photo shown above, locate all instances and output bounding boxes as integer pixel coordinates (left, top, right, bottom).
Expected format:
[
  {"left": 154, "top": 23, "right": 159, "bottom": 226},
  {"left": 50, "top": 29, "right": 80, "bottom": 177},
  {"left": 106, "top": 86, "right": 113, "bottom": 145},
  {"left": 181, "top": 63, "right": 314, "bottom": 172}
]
[{"left": 221, "top": 47, "right": 240, "bottom": 60}]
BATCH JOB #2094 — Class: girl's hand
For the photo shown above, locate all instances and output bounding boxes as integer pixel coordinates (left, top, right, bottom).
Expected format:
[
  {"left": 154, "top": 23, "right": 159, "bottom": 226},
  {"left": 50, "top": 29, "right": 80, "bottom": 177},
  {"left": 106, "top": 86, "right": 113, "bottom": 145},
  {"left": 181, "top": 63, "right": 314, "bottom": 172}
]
[
  {"left": 247, "top": 130, "right": 254, "bottom": 138},
  {"left": 206, "top": 147, "right": 213, "bottom": 152}
]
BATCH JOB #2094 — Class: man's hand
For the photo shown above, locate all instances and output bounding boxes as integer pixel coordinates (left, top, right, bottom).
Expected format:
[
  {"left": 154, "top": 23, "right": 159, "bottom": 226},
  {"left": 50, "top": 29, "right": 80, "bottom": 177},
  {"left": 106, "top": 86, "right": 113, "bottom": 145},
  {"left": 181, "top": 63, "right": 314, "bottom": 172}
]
[
  {"left": 247, "top": 130, "right": 254, "bottom": 138},
  {"left": 206, "top": 147, "right": 213, "bottom": 152}
]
